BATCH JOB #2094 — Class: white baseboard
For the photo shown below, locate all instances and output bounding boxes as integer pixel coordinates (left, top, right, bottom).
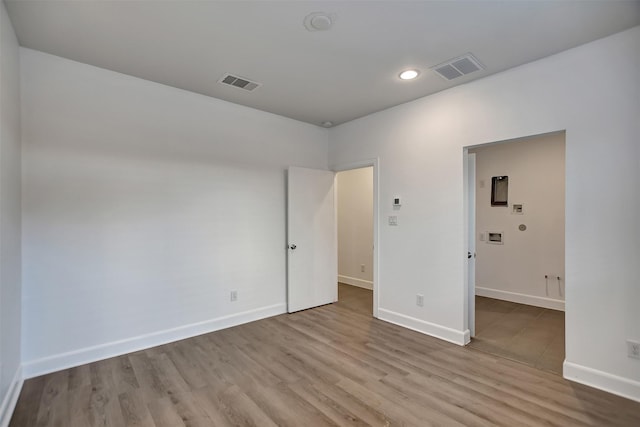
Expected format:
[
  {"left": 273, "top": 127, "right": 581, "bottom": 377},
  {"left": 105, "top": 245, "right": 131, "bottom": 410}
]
[
  {"left": 338, "top": 275, "right": 373, "bottom": 290},
  {"left": 0, "top": 366, "right": 23, "bottom": 427},
  {"left": 378, "top": 308, "right": 468, "bottom": 346},
  {"left": 23, "top": 303, "right": 286, "bottom": 379},
  {"left": 476, "top": 286, "right": 565, "bottom": 311},
  {"left": 463, "top": 329, "right": 471, "bottom": 345},
  {"left": 563, "top": 361, "right": 640, "bottom": 402}
]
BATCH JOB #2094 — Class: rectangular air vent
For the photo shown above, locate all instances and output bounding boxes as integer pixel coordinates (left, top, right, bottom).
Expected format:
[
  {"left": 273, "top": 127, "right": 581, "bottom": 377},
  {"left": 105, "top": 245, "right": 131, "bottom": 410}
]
[
  {"left": 432, "top": 53, "right": 484, "bottom": 81},
  {"left": 218, "top": 73, "right": 261, "bottom": 91}
]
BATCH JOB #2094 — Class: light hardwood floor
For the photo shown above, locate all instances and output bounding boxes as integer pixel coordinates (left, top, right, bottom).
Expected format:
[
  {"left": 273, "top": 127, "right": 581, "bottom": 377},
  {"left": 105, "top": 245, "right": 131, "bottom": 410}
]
[{"left": 10, "top": 284, "right": 640, "bottom": 426}]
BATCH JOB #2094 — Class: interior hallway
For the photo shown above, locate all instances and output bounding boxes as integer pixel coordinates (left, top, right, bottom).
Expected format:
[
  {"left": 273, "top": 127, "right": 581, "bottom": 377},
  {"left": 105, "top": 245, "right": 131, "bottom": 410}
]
[
  {"left": 470, "top": 296, "right": 565, "bottom": 374},
  {"left": 337, "top": 282, "right": 373, "bottom": 316}
]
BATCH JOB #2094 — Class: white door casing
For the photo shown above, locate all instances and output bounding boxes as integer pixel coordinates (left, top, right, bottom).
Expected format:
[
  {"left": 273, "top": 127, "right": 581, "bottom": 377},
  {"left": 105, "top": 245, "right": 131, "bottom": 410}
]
[
  {"left": 332, "top": 159, "right": 379, "bottom": 318},
  {"left": 466, "top": 152, "right": 477, "bottom": 338}
]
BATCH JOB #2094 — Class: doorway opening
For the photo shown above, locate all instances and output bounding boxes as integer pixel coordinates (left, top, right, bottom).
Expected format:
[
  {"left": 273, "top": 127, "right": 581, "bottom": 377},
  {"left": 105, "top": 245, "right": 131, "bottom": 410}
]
[
  {"left": 465, "top": 131, "right": 566, "bottom": 374},
  {"left": 334, "top": 161, "right": 378, "bottom": 317}
]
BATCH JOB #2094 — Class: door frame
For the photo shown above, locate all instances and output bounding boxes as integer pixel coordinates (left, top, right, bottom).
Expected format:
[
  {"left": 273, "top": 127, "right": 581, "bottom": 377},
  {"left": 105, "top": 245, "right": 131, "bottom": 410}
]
[
  {"left": 331, "top": 158, "right": 380, "bottom": 318},
  {"left": 463, "top": 131, "right": 567, "bottom": 343},
  {"left": 463, "top": 150, "right": 476, "bottom": 340}
]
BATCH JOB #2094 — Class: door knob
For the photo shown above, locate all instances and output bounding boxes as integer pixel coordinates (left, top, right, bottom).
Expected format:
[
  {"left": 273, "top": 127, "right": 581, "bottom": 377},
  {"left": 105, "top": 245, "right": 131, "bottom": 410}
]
[
  {"left": 289, "top": 244, "right": 297, "bottom": 250},
  {"left": 468, "top": 251, "right": 472, "bottom": 259}
]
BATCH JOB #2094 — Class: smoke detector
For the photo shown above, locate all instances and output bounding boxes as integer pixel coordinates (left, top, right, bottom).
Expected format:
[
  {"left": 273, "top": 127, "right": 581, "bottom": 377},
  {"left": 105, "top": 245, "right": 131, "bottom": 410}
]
[
  {"left": 304, "top": 12, "right": 336, "bottom": 31},
  {"left": 431, "top": 53, "right": 484, "bottom": 81},
  {"left": 218, "top": 73, "right": 261, "bottom": 91}
]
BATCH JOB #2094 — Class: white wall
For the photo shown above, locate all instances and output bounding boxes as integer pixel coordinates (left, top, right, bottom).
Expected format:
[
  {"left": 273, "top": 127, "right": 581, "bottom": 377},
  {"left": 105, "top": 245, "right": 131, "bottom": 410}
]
[
  {"left": 337, "top": 167, "right": 373, "bottom": 290},
  {"left": 471, "top": 133, "right": 565, "bottom": 310},
  {"left": 20, "top": 48, "right": 328, "bottom": 377},
  {"left": 0, "top": 2, "right": 22, "bottom": 425},
  {"left": 329, "top": 26, "right": 640, "bottom": 401}
]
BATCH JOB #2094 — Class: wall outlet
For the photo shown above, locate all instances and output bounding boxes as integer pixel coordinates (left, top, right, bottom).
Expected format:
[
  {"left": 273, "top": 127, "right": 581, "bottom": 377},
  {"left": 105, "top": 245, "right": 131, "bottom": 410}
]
[
  {"left": 360, "top": 264, "right": 365, "bottom": 273},
  {"left": 230, "top": 290, "right": 238, "bottom": 302},
  {"left": 628, "top": 340, "right": 640, "bottom": 359},
  {"left": 416, "top": 294, "right": 424, "bottom": 307}
]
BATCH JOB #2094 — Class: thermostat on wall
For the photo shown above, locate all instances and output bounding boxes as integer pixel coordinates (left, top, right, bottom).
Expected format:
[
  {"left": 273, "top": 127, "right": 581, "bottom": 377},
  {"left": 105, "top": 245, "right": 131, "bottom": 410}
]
[{"left": 393, "top": 196, "right": 401, "bottom": 207}]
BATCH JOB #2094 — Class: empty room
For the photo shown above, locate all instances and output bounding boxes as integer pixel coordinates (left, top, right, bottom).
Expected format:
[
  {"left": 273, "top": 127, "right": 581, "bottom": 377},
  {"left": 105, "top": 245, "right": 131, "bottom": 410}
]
[{"left": 1, "top": 1, "right": 639, "bottom": 426}]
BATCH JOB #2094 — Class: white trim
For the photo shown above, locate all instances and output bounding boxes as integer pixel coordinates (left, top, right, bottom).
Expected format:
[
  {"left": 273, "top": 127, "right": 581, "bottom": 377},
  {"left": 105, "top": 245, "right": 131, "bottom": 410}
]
[
  {"left": 338, "top": 275, "right": 373, "bottom": 290},
  {"left": 378, "top": 308, "right": 468, "bottom": 346},
  {"left": 563, "top": 361, "right": 640, "bottom": 403},
  {"left": 0, "top": 366, "right": 23, "bottom": 427},
  {"left": 463, "top": 329, "right": 471, "bottom": 345},
  {"left": 476, "top": 286, "right": 565, "bottom": 311},
  {"left": 331, "top": 158, "right": 379, "bottom": 319},
  {"left": 463, "top": 149, "right": 476, "bottom": 337},
  {"left": 23, "top": 303, "right": 286, "bottom": 379}
]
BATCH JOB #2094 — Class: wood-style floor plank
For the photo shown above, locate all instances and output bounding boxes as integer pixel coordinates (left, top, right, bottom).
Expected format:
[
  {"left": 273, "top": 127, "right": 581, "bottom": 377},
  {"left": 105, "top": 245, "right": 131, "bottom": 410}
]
[{"left": 10, "top": 284, "right": 640, "bottom": 426}]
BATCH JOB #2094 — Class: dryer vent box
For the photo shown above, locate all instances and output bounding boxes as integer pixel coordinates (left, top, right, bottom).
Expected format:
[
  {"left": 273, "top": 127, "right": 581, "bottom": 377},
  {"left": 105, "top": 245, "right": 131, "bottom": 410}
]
[{"left": 487, "top": 231, "right": 504, "bottom": 245}]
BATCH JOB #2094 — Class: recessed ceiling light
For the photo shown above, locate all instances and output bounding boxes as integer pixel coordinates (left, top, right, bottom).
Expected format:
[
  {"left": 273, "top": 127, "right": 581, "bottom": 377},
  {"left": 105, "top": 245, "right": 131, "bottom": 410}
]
[
  {"left": 321, "top": 121, "right": 333, "bottom": 128},
  {"left": 399, "top": 69, "right": 420, "bottom": 80}
]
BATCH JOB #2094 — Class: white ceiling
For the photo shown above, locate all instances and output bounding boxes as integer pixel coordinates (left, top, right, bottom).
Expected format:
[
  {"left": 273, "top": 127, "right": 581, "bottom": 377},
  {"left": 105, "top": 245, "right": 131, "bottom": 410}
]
[{"left": 5, "top": 0, "right": 640, "bottom": 126}]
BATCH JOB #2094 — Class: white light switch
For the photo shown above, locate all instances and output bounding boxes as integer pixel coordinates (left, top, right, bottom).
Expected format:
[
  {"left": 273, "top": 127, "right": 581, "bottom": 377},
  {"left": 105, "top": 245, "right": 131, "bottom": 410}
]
[{"left": 388, "top": 216, "right": 398, "bottom": 226}]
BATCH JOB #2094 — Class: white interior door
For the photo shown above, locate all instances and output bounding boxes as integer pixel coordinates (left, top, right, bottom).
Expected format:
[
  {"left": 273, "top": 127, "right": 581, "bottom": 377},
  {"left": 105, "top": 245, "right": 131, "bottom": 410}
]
[
  {"left": 287, "top": 166, "right": 337, "bottom": 313},
  {"left": 467, "top": 153, "right": 477, "bottom": 337}
]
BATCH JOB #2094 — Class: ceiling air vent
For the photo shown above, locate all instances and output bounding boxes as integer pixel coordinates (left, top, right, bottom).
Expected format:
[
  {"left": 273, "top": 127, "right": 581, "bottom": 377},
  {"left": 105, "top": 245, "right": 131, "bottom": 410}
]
[
  {"left": 218, "top": 73, "right": 261, "bottom": 91},
  {"left": 432, "top": 53, "right": 484, "bottom": 81}
]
